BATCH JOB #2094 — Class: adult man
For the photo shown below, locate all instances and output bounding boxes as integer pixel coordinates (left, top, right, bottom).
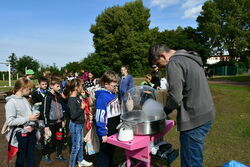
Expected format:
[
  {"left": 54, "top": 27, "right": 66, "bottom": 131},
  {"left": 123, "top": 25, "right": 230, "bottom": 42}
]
[{"left": 148, "top": 44, "right": 215, "bottom": 167}]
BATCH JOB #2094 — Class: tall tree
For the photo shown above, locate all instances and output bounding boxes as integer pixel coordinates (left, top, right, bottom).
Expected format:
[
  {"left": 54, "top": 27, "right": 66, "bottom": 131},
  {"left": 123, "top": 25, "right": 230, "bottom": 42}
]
[
  {"left": 62, "top": 61, "right": 82, "bottom": 74},
  {"left": 158, "top": 27, "right": 211, "bottom": 63},
  {"left": 197, "top": 0, "right": 250, "bottom": 61},
  {"left": 80, "top": 53, "right": 109, "bottom": 77},
  {"left": 7, "top": 53, "right": 17, "bottom": 72},
  {"left": 89, "top": 0, "right": 154, "bottom": 76},
  {"left": 16, "top": 55, "right": 40, "bottom": 75}
]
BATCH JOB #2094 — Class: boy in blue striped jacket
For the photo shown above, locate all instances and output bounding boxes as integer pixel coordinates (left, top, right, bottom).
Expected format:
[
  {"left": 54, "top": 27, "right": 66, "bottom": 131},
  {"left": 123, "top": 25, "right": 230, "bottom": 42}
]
[{"left": 95, "top": 71, "right": 121, "bottom": 167}]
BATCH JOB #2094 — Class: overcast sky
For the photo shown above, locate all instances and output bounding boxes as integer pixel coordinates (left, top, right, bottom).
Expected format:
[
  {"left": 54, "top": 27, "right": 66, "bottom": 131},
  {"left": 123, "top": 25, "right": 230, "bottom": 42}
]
[{"left": 0, "top": 0, "right": 207, "bottom": 71}]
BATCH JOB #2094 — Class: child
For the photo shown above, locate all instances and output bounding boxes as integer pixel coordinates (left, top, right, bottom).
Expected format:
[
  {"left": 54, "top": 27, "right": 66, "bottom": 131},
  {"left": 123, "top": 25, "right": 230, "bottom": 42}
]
[
  {"left": 32, "top": 76, "right": 49, "bottom": 119},
  {"left": 95, "top": 71, "right": 121, "bottom": 167},
  {"left": 140, "top": 74, "right": 154, "bottom": 87},
  {"left": 41, "top": 77, "right": 68, "bottom": 164},
  {"left": 31, "top": 76, "right": 48, "bottom": 149},
  {"left": 64, "top": 78, "right": 93, "bottom": 167},
  {"left": 5, "top": 78, "right": 39, "bottom": 167}
]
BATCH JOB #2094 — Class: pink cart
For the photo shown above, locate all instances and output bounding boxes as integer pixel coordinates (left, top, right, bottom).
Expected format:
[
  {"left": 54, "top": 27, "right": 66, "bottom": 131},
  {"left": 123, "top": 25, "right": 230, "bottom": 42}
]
[{"left": 107, "top": 120, "right": 175, "bottom": 167}]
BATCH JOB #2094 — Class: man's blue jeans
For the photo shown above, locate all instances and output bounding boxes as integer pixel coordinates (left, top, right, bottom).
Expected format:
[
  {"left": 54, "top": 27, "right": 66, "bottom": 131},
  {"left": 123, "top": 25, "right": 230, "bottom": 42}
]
[
  {"left": 69, "top": 121, "right": 84, "bottom": 167},
  {"left": 180, "top": 121, "right": 212, "bottom": 167}
]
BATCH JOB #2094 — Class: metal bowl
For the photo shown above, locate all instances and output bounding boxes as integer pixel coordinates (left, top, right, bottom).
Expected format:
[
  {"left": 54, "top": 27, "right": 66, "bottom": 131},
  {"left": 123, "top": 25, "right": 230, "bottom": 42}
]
[{"left": 120, "top": 110, "right": 166, "bottom": 135}]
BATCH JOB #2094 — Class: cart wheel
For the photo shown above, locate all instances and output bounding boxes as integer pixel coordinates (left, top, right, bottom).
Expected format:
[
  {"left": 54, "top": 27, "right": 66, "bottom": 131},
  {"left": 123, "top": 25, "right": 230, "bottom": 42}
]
[{"left": 118, "top": 160, "right": 135, "bottom": 167}]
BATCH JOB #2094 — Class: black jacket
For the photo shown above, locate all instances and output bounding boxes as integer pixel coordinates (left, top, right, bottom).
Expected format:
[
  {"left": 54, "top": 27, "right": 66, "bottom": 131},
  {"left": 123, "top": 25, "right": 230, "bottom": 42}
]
[
  {"left": 32, "top": 88, "right": 47, "bottom": 120},
  {"left": 42, "top": 91, "right": 66, "bottom": 127},
  {"left": 67, "top": 97, "right": 85, "bottom": 124}
]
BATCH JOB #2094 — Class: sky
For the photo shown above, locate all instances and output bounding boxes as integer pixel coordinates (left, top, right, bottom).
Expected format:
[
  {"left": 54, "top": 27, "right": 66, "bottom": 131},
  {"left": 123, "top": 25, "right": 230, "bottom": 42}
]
[{"left": 0, "top": 0, "right": 207, "bottom": 71}]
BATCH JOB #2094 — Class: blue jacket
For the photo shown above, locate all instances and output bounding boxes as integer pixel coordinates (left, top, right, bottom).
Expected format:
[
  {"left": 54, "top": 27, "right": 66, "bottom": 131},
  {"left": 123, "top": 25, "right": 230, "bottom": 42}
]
[
  {"left": 118, "top": 74, "right": 133, "bottom": 100},
  {"left": 95, "top": 89, "right": 121, "bottom": 139}
]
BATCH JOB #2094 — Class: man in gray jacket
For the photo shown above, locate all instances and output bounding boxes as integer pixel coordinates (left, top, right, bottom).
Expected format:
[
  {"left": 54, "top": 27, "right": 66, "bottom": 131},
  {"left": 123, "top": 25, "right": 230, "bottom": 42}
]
[{"left": 148, "top": 44, "right": 215, "bottom": 167}]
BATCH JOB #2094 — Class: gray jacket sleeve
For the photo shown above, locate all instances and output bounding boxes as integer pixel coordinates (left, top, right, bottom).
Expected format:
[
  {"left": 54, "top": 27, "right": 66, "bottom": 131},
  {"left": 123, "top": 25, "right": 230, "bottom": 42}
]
[
  {"left": 5, "top": 99, "right": 29, "bottom": 126},
  {"left": 164, "top": 61, "right": 184, "bottom": 114}
]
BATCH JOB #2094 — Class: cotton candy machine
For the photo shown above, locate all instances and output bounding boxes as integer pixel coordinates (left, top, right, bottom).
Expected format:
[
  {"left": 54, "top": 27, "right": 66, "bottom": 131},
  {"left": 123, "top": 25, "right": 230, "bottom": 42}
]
[{"left": 120, "top": 86, "right": 166, "bottom": 135}]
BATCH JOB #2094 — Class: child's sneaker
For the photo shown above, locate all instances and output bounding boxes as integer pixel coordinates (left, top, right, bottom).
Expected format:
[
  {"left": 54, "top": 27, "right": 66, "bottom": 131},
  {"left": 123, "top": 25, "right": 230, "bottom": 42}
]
[
  {"left": 56, "top": 155, "right": 68, "bottom": 163},
  {"left": 42, "top": 155, "right": 52, "bottom": 164},
  {"left": 78, "top": 160, "right": 93, "bottom": 167}
]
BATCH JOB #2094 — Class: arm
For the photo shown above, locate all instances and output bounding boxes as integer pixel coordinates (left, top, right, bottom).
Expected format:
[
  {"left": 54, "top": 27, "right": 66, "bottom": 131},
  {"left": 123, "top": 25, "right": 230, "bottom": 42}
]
[
  {"left": 95, "top": 95, "right": 108, "bottom": 138},
  {"left": 5, "top": 99, "right": 29, "bottom": 126},
  {"left": 31, "top": 90, "right": 39, "bottom": 104},
  {"left": 43, "top": 95, "right": 52, "bottom": 127},
  {"left": 128, "top": 75, "right": 134, "bottom": 90},
  {"left": 164, "top": 61, "right": 184, "bottom": 114}
]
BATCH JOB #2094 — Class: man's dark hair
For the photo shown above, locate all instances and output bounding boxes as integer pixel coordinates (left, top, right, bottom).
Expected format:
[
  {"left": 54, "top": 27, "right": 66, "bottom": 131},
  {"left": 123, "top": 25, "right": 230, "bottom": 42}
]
[
  {"left": 38, "top": 76, "right": 48, "bottom": 84},
  {"left": 148, "top": 44, "right": 171, "bottom": 65}
]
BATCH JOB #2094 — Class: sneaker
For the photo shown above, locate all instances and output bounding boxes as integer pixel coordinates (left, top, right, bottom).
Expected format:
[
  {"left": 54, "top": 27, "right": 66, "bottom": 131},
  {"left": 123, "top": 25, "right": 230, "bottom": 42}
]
[
  {"left": 78, "top": 160, "right": 93, "bottom": 167},
  {"left": 42, "top": 155, "right": 52, "bottom": 164},
  {"left": 56, "top": 155, "right": 68, "bottom": 163}
]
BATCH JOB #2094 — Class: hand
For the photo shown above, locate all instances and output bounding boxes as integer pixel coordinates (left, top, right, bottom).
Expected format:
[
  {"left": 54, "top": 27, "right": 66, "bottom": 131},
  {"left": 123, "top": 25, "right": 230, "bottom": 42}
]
[
  {"left": 102, "top": 136, "right": 108, "bottom": 143},
  {"left": 23, "top": 126, "right": 33, "bottom": 132},
  {"left": 168, "top": 109, "right": 177, "bottom": 120},
  {"left": 62, "top": 121, "right": 65, "bottom": 128},
  {"left": 29, "top": 113, "right": 39, "bottom": 121},
  {"left": 44, "top": 127, "right": 50, "bottom": 135}
]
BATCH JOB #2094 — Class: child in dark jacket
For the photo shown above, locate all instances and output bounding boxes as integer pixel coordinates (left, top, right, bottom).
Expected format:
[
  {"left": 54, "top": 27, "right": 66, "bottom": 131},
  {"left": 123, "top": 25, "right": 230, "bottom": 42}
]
[
  {"left": 32, "top": 76, "right": 48, "bottom": 149},
  {"left": 41, "top": 77, "right": 68, "bottom": 164},
  {"left": 95, "top": 71, "right": 121, "bottom": 167},
  {"left": 64, "top": 78, "right": 93, "bottom": 167}
]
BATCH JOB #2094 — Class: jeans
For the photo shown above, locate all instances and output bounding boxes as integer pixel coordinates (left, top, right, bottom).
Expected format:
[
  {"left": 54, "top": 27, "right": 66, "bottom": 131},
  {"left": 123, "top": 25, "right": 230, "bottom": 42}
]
[
  {"left": 180, "top": 121, "right": 212, "bottom": 167},
  {"left": 69, "top": 121, "right": 84, "bottom": 167},
  {"left": 15, "top": 131, "right": 36, "bottom": 167}
]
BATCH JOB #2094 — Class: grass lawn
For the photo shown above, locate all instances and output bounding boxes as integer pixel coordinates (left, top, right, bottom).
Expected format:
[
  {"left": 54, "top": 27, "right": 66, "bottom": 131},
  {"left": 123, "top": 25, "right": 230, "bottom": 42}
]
[
  {"left": 0, "top": 78, "right": 249, "bottom": 166},
  {"left": 165, "top": 83, "right": 250, "bottom": 167}
]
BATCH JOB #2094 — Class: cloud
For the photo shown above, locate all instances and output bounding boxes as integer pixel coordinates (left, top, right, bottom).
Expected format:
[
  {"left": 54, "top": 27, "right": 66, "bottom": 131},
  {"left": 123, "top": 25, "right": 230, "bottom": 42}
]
[
  {"left": 150, "top": 0, "right": 206, "bottom": 19},
  {"left": 181, "top": 0, "right": 206, "bottom": 19},
  {"left": 182, "top": 4, "right": 202, "bottom": 18},
  {"left": 150, "top": 0, "right": 180, "bottom": 9},
  {"left": 181, "top": 0, "right": 201, "bottom": 9}
]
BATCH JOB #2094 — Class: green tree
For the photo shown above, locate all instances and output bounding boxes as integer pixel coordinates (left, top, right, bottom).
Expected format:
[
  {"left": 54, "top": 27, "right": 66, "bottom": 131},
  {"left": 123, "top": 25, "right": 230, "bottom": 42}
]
[
  {"left": 62, "top": 61, "right": 82, "bottom": 74},
  {"left": 7, "top": 53, "right": 17, "bottom": 72},
  {"left": 197, "top": 0, "right": 250, "bottom": 61},
  {"left": 157, "top": 26, "right": 211, "bottom": 63},
  {"left": 90, "top": 0, "right": 154, "bottom": 76},
  {"left": 80, "top": 53, "right": 109, "bottom": 77},
  {"left": 16, "top": 55, "right": 40, "bottom": 75}
]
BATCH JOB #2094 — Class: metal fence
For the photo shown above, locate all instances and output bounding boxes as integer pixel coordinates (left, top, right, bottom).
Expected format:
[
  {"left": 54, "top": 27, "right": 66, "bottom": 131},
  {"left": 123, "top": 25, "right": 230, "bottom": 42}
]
[{"left": 213, "top": 66, "right": 248, "bottom": 76}]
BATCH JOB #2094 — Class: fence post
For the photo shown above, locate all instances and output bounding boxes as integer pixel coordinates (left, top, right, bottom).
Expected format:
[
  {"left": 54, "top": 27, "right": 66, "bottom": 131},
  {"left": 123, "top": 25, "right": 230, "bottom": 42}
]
[{"left": 3, "top": 73, "right": 5, "bottom": 80}]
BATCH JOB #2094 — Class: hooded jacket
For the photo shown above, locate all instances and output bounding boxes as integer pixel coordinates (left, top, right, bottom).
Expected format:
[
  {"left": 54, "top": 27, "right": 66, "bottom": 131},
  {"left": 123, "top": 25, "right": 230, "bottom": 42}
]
[
  {"left": 5, "top": 95, "right": 32, "bottom": 147},
  {"left": 95, "top": 89, "right": 121, "bottom": 139},
  {"left": 42, "top": 91, "right": 65, "bottom": 127},
  {"left": 165, "top": 50, "right": 215, "bottom": 131},
  {"left": 32, "top": 88, "right": 47, "bottom": 120}
]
